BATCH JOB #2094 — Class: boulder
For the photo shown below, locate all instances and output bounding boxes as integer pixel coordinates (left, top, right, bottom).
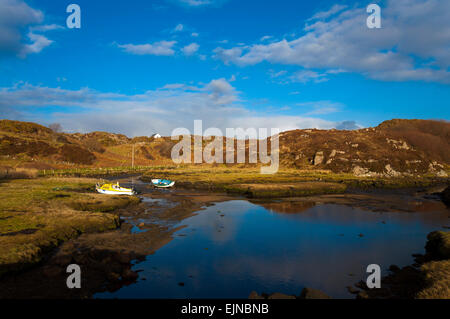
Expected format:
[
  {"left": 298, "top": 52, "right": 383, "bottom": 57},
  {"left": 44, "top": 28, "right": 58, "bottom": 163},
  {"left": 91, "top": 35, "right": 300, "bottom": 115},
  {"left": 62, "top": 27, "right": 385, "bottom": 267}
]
[
  {"left": 442, "top": 186, "right": 450, "bottom": 206},
  {"left": 268, "top": 293, "right": 296, "bottom": 299},
  {"left": 313, "top": 151, "right": 324, "bottom": 166},
  {"left": 299, "top": 288, "right": 331, "bottom": 299},
  {"left": 248, "top": 291, "right": 264, "bottom": 299}
]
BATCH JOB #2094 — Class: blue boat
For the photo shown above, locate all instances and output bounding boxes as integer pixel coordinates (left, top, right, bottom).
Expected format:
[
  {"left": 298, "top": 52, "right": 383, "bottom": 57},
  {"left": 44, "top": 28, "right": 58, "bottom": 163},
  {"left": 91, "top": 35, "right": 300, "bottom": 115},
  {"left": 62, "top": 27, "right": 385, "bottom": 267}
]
[{"left": 151, "top": 179, "right": 175, "bottom": 188}]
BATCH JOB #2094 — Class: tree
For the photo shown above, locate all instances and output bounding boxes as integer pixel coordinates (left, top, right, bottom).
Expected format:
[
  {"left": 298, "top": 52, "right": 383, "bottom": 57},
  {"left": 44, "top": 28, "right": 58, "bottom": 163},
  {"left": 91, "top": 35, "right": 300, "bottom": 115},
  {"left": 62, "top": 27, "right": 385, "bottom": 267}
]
[{"left": 49, "top": 123, "right": 63, "bottom": 133}]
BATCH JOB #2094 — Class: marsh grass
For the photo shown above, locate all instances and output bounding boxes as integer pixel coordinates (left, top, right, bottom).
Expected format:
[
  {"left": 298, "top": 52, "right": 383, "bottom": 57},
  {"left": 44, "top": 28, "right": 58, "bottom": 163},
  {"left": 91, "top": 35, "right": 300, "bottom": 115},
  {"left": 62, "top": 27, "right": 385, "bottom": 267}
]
[
  {"left": 0, "top": 177, "right": 138, "bottom": 276},
  {"left": 141, "top": 166, "right": 445, "bottom": 195},
  {"left": 417, "top": 231, "right": 450, "bottom": 299}
]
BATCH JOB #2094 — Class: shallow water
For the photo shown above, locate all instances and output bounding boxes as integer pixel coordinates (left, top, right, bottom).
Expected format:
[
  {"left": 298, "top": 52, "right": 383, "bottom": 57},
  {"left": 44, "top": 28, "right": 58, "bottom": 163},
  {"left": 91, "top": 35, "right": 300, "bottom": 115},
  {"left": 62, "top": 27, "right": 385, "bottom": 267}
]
[{"left": 96, "top": 200, "right": 448, "bottom": 299}]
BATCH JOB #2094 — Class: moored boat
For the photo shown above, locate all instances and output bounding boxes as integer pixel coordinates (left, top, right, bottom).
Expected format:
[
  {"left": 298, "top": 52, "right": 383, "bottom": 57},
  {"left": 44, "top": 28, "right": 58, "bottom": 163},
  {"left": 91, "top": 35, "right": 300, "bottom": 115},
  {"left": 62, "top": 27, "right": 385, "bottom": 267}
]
[
  {"left": 96, "top": 182, "right": 136, "bottom": 195},
  {"left": 151, "top": 179, "right": 175, "bottom": 188}
]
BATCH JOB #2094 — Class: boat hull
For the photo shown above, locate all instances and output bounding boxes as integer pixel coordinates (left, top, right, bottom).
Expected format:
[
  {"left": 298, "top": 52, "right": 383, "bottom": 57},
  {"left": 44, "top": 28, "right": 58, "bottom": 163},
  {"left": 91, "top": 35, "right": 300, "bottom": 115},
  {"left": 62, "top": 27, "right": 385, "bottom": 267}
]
[
  {"left": 96, "top": 188, "right": 135, "bottom": 196},
  {"left": 151, "top": 179, "right": 175, "bottom": 188}
]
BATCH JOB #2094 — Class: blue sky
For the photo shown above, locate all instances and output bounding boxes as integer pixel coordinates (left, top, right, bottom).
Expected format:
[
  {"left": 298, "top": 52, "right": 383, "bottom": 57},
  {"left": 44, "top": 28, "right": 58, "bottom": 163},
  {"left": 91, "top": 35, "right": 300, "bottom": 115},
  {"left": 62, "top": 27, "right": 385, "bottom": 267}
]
[{"left": 0, "top": 0, "right": 449, "bottom": 136}]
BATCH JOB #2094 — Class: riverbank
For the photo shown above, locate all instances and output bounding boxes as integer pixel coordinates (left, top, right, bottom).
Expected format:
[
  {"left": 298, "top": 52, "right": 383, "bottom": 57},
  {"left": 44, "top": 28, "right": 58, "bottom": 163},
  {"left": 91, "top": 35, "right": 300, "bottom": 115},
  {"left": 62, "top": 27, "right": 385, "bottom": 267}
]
[
  {"left": 0, "top": 178, "right": 235, "bottom": 298},
  {"left": 0, "top": 178, "right": 139, "bottom": 277},
  {"left": 0, "top": 173, "right": 448, "bottom": 299},
  {"left": 141, "top": 167, "right": 449, "bottom": 197},
  {"left": 351, "top": 230, "right": 450, "bottom": 299}
]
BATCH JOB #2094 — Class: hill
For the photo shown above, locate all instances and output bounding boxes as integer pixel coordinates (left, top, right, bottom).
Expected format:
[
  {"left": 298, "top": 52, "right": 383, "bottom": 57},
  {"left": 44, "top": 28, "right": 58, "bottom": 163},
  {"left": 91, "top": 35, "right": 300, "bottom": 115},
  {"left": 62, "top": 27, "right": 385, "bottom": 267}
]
[{"left": 0, "top": 119, "right": 449, "bottom": 177}]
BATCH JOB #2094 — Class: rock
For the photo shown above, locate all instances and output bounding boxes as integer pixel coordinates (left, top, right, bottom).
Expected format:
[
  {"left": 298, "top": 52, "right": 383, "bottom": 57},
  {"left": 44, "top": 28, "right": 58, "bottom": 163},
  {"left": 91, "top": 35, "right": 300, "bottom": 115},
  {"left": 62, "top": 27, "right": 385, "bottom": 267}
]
[
  {"left": 51, "top": 254, "right": 73, "bottom": 266},
  {"left": 329, "top": 150, "right": 337, "bottom": 158},
  {"left": 248, "top": 291, "right": 264, "bottom": 299},
  {"left": 389, "top": 265, "right": 400, "bottom": 272},
  {"left": 358, "top": 233, "right": 364, "bottom": 237},
  {"left": 352, "top": 166, "right": 369, "bottom": 177},
  {"left": 73, "top": 253, "right": 89, "bottom": 264},
  {"left": 42, "top": 266, "right": 62, "bottom": 278},
  {"left": 436, "top": 170, "right": 448, "bottom": 177},
  {"left": 355, "top": 281, "right": 366, "bottom": 289},
  {"left": 356, "top": 291, "right": 370, "bottom": 299},
  {"left": 122, "top": 269, "right": 138, "bottom": 281},
  {"left": 268, "top": 293, "right": 296, "bottom": 299},
  {"left": 441, "top": 186, "right": 450, "bottom": 206},
  {"left": 384, "top": 164, "right": 401, "bottom": 177},
  {"left": 107, "top": 272, "right": 121, "bottom": 282},
  {"left": 313, "top": 151, "right": 324, "bottom": 166},
  {"left": 299, "top": 288, "right": 331, "bottom": 299},
  {"left": 115, "top": 252, "right": 132, "bottom": 264},
  {"left": 178, "top": 282, "right": 185, "bottom": 287},
  {"left": 346, "top": 286, "right": 360, "bottom": 294}
]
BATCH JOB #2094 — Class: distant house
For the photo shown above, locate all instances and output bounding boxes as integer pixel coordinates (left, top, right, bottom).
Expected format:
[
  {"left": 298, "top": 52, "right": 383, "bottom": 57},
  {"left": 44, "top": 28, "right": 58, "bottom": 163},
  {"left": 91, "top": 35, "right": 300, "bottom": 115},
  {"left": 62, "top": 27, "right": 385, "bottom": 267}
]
[{"left": 151, "top": 133, "right": 162, "bottom": 139}]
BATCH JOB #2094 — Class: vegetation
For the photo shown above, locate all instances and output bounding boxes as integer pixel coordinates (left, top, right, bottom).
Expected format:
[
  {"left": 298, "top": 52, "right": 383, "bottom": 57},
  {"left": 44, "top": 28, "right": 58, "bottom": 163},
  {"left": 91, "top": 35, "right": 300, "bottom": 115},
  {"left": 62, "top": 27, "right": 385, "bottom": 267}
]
[
  {"left": 416, "top": 231, "right": 450, "bottom": 299},
  {"left": 141, "top": 166, "right": 447, "bottom": 195},
  {"left": 0, "top": 119, "right": 449, "bottom": 180},
  {"left": 0, "top": 178, "right": 139, "bottom": 277}
]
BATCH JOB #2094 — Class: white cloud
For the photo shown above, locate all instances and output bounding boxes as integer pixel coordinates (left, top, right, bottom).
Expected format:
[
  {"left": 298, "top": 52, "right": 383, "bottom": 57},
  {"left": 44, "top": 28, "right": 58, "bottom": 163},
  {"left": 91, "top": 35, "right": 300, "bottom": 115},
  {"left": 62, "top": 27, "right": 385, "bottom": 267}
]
[
  {"left": 182, "top": 42, "right": 199, "bottom": 56},
  {"left": 0, "top": 0, "right": 57, "bottom": 58},
  {"left": 296, "top": 101, "right": 343, "bottom": 115},
  {"left": 191, "top": 32, "right": 199, "bottom": 37},
  {"left": 170, "top": 0, "right": 228, "bottom": 7},
  {"left": 29, "top": 24, "right": 64, "bottom": 32},
  {"left": 117, "top": 41, "right": 177, "bottom": 56},
  {"left": 0, "top": 80, "right": 346, "bottom": 136},
  {"left": 308, "top": 4, "right": 347, "bottom": 21},
  {"left": 214, "top": 0, "right": 450, "bottom": 84},
  {"left": 260, "top": 35, "right": 272, "bottom": 41},
  {"left": 269, "top": 70, "right": 287, "bottom": 78},
  {"left": 291, "top": 70, "right": 328, "bottom": 84},
  {"left": 19, "top": 31, "right": 53, "bottom": 57},
  {"left": 174, "top": 23, "right": 184, "bottom": 32}
]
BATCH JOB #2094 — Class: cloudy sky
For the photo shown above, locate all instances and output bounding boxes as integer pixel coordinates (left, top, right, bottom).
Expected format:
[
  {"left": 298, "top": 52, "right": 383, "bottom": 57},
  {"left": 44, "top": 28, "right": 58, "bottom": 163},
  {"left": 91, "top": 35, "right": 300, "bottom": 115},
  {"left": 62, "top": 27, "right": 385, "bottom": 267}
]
[{"left": 0, "top": 0, "right": 449, "bottom": 136}]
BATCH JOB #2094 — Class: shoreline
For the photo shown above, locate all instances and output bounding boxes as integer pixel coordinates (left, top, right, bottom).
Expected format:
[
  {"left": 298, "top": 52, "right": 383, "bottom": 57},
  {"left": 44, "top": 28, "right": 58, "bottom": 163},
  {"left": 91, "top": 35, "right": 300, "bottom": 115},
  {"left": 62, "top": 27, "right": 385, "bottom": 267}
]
[{"left": 0, "top": 174, "right": 448, "bottom": 299}]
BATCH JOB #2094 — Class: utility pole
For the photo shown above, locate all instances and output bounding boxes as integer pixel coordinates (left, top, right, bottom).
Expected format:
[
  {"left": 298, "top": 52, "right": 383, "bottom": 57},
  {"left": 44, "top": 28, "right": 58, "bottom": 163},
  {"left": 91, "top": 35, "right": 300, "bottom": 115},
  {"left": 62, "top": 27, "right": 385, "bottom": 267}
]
[{"left": 132, "top": 144, "right": 135, "bottom": 169}]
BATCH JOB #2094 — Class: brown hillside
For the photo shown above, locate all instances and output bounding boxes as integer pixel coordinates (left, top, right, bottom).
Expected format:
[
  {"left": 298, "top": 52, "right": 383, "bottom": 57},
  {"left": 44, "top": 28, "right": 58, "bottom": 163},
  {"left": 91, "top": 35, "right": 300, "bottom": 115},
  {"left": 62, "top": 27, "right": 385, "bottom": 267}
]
[
  {"left": 278, "top": 119, "right": 449, "bottom": 176},
  {"left": 0, "top": 119, "right": 448, "bottom": 177}
]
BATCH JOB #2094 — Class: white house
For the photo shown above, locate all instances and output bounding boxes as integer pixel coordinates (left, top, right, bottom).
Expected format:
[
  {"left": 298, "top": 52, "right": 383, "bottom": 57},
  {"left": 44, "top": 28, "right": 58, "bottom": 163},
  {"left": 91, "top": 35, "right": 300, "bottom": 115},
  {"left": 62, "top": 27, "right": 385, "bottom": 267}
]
[{"left": 151, "top": 133, "right": 162, "bottom": 139}]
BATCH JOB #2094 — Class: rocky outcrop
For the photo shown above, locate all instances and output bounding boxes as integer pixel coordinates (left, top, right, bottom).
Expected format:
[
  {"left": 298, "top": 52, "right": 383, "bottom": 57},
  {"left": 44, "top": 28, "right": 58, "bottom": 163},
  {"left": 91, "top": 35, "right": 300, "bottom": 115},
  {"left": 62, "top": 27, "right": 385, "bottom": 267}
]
[
  {"left": 299, "top": 288, "right": 332, "bottom": 299},
  {"left": 249, "top": 288, "right": 331, "bottom": 299},
  {"left": 313, "top": 151, "right": 324, "bottom": 165}
]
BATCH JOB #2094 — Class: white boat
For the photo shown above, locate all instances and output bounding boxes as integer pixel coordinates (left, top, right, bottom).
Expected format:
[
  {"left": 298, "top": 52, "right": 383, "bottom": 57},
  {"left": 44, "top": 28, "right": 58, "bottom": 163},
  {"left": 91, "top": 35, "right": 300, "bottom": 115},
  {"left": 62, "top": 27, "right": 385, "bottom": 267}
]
[
  {"left": 96, "top": 182, "right": 136, "bottom": 195},
  {"left": 151, "top": 179, "right": 175, "bottom": 188}
]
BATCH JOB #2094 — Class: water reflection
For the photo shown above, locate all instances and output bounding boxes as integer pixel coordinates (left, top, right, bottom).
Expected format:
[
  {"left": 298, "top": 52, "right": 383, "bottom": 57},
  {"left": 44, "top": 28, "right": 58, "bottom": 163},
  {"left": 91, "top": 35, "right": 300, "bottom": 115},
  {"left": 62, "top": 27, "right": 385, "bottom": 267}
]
[{"left": 96, "top": 200, "right": 448, "bottom": 299}]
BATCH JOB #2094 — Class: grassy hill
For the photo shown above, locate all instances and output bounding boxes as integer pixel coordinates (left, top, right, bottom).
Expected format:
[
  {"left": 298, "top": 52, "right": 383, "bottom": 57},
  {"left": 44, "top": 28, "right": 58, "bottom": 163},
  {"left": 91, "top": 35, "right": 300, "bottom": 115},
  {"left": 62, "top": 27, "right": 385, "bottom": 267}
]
[{"left": 0, "top": 119, "right": 449, "bottom": 178}]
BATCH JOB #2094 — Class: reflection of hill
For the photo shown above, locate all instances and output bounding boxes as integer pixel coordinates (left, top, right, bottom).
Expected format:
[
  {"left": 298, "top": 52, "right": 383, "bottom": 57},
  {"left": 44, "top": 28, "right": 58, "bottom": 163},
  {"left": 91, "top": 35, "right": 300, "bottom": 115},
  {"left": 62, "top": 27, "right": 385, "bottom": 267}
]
[{"left": 252, "top": 200, "right": 316, "bottom": 214}]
